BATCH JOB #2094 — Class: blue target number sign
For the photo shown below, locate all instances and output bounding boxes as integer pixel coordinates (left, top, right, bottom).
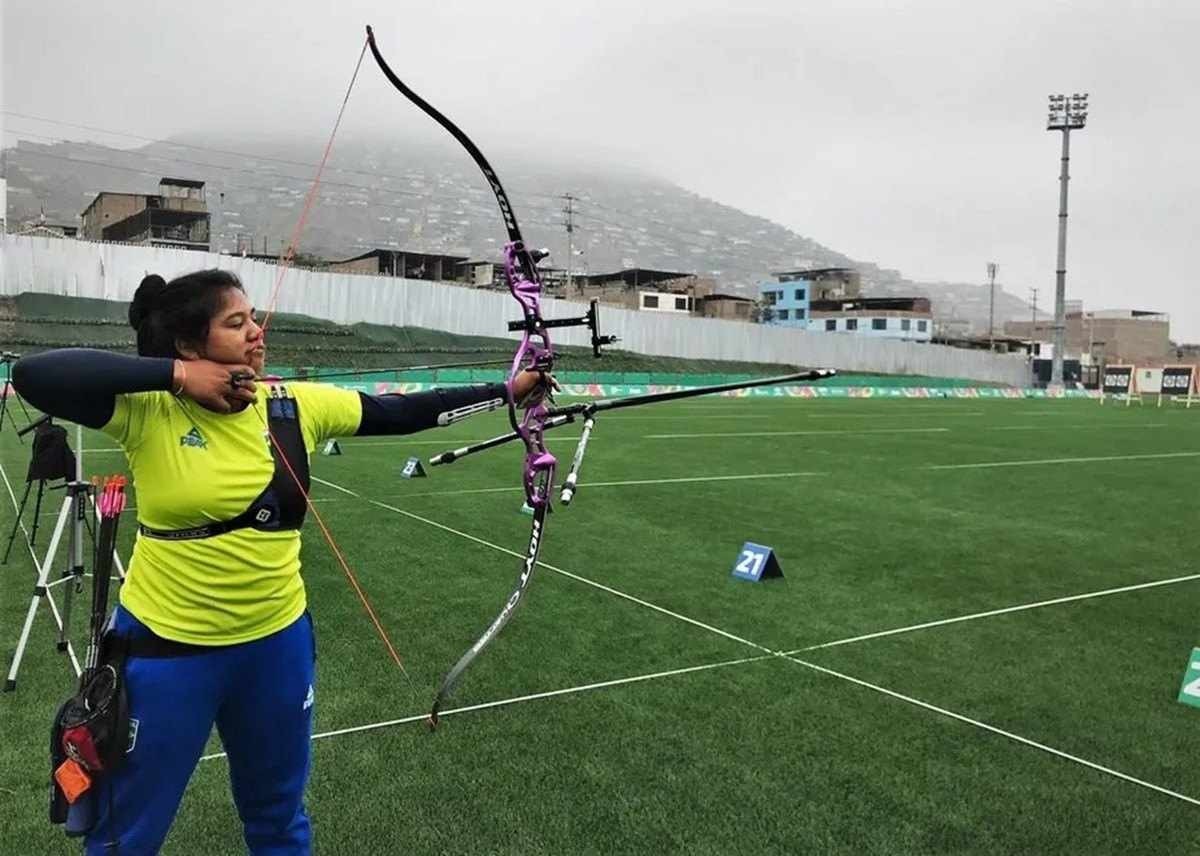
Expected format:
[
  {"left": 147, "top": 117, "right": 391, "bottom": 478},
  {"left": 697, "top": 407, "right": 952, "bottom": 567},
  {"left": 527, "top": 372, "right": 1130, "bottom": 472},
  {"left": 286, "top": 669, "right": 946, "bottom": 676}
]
[{"left": 731, "top": 542, "right": 783, "bottom": 582}]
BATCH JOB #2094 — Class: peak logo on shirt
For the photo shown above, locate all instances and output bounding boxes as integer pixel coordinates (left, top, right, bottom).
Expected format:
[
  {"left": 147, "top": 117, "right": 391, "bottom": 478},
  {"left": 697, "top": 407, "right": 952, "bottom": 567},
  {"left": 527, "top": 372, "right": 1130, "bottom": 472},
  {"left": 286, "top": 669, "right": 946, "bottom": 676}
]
[{"left": 180, "top": 427, "right": 207, "bottom": 449}]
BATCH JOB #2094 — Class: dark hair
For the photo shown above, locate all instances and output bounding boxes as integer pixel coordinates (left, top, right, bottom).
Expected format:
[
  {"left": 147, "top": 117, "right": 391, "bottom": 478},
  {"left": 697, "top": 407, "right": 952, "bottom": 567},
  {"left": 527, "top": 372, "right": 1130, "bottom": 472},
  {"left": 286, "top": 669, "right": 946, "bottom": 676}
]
[{"left": 128, "top": 269, "right": 245, "bottom": 358}]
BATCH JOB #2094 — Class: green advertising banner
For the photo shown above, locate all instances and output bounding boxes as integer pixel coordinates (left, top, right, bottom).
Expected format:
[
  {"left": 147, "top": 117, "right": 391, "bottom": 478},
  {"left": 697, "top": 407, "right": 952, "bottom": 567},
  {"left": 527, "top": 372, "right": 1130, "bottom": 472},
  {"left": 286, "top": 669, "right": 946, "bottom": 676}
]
[{"left": 263, "top": 366, "right": 1098, "bottom": 400}]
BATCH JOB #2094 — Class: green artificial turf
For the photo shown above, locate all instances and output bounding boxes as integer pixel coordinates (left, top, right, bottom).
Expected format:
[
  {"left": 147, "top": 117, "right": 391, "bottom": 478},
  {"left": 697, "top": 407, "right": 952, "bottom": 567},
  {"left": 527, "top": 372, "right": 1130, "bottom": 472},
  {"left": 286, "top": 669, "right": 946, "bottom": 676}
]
[{"left": 1, "top": 396, "right": 1198, "bottom": 854}]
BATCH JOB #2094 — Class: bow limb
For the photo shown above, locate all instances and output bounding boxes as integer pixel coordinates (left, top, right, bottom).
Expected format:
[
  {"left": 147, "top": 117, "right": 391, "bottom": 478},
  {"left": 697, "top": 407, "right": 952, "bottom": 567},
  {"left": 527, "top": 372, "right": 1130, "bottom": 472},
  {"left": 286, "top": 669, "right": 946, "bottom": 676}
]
[
  {"left": 365, "top": 25, "right": 554, "bottom": 726},
  {"left": 364, "top": 26, "right": 537, "bottom": 282}
]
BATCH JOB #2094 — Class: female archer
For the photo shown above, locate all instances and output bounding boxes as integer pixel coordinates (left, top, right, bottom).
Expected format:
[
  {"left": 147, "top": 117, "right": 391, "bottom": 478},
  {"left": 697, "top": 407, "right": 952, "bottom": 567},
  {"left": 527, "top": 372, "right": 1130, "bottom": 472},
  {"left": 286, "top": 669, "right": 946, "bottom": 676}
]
[{"left": 13, "top": 269, "right": 549, "bottom": 855}]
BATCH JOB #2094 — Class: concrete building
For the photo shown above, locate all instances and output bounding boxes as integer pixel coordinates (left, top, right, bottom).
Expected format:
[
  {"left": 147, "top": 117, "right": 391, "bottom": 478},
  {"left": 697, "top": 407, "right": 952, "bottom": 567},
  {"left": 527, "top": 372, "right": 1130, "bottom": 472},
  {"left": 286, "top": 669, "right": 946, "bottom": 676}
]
[
  {"left": 82, "top": 193, "right": 144, "bottom": 240},
  {"left": 324, "top": 248, "right": 469, "bottom": 282},
  {"left": 635, "top": 289, "right": 695, "bottom": 314},
  {"left": 758, "top": 267, "right": 861, "bottom": 328},
  {"left": 81, "top": 178, "right": 210, "bottom": 250},
  {"left": 558, "top": 269, "right": 714, "bottom": 315},
  {"left": 777, "top": 267, "right": 861, "bottom": 300},
  {"left": 1005, "top": 308, "right": 1170, "bottom": 366},
  {"left": 757, "top": 279, "right": 810, "bottom": 327},
  {"left": 699, "top": 293, "right": 756, "bottom": 321},
  {"left": 808, "top": 297, "right": 933, "bottom": 342}
]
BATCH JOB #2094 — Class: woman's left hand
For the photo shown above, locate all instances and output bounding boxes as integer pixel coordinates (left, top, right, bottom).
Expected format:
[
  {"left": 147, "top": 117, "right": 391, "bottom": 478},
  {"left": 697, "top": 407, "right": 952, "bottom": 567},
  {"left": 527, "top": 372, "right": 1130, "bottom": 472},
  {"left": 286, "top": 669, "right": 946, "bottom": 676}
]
[{"left": 511, "top": 369, "right": 559, "bottom": 407}]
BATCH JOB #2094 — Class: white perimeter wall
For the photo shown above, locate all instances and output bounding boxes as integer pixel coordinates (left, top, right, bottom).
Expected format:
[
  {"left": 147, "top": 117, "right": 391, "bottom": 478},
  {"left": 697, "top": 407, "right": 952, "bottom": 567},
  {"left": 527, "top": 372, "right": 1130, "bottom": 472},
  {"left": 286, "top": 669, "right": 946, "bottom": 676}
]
[{"left": 1, "top": 235, "right": 1030, "bottom": 385}]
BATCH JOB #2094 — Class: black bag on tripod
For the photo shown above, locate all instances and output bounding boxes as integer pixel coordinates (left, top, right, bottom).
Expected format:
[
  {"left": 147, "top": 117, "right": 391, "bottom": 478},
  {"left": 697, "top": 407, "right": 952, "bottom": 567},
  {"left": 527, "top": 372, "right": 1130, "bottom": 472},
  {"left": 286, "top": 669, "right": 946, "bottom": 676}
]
[
  {"left": 3, "top": 418, "right": 77, "bottom": 564},
  {"left": 29, "top": 420, "right": 75, "bottom": 482}
]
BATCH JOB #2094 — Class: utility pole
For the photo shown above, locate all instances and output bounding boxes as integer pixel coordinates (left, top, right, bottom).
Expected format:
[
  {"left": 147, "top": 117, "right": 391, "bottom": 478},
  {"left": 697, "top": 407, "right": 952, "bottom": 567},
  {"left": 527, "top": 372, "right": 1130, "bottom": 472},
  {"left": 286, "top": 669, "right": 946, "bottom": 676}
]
[
  {"left": 561, "top": 194, "right": 576, "bottom": 295},
  {"left": 1045, "top": 92, "right": 1089, "bottom": 386},
  {"left": 987, "top": 262, "right": 998, "bottom": 351}
]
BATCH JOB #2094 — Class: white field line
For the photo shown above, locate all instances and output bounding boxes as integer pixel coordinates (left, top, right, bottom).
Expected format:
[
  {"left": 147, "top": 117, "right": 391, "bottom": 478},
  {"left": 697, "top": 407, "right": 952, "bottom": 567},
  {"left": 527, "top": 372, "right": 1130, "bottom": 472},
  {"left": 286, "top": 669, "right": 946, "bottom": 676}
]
[
  {"left": 198, "top": 652, "right": 774, "bottom": 762},
  {"left": 804, "top": 411, "right": 985, "bottom": 419},
  {"left": 603, "top": 414, "right": 773, "bottom": 421},
  {"left": 311, "top": 477, "right": 772, "bottom": 653},
  {"left": 782, "top": 654, "right": 1200, "bottom": 808},
  {"left": 314, "top": 442, "right": 1199, "bottom": 502},
  {"left": 988, "top": 423, "right": 1166, "bottom": 432},
  {"left": 312, "top": 444, "right": 1195, "bottom": 501},
  {"left": 673, "top": 402, "right": 996, "bottom": 409},
  {"left": 644, "top": 427, "right": 951, "bottom": 439},
  {"left": 366, "top": 471, "right": 831, "bottom": 501},
  {"left": 791, "top": 572, "right": 1200, "bottom": 653},
  {"left": 927, "top": 451, "right": 1200, "bottom": 470}
]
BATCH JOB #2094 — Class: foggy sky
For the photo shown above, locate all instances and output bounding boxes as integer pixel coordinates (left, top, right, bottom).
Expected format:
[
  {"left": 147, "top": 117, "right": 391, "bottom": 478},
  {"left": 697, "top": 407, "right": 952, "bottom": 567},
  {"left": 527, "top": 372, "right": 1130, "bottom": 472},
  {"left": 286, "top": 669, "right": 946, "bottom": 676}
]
[{"left": 3, "top": 0, "right": 1198, "bottom": 340}]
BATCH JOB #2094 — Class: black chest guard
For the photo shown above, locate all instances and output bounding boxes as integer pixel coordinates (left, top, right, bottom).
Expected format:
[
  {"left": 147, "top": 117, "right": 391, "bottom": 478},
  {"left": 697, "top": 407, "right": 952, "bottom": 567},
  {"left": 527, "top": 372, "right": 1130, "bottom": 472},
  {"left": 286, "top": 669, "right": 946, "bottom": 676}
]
[{"left": 139, "top": 386, "right": 310, "bottom": 541}]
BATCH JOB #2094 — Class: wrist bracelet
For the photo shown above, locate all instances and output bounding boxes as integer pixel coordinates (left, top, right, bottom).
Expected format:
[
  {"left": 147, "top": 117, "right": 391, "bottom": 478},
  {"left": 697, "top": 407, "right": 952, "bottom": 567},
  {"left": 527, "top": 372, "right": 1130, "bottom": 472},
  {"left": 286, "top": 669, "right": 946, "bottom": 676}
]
[{"left": 172, "top": 360, "right": 187, "bottom": 396}]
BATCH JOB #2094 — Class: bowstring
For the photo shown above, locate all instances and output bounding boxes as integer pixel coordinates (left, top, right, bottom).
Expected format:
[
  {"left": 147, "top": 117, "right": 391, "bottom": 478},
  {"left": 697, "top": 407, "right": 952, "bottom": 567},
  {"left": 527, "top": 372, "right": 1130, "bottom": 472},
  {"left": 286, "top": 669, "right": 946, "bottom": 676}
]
[
  {"left": 259, "top": 36, "right": 367, "bottom": 334},
  {"left": 256, "top": 399, "right": 408, "bottom": 678},
  {"left": 246, "top": 34, "right": 410, "bottom": 678}
]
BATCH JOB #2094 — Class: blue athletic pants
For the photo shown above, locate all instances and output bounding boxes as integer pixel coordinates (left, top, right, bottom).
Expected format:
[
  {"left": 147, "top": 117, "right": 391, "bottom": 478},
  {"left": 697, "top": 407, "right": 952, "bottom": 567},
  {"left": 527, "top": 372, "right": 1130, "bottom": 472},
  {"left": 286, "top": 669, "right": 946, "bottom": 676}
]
[{"left": 85, "top": 607, "right": 316, "bottom": 855}]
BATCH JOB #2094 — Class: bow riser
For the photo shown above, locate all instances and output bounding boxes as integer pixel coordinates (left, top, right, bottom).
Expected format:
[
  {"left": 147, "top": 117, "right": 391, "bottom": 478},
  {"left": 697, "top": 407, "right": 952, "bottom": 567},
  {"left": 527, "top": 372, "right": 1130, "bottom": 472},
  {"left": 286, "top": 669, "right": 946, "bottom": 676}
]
[{"left": 502, "top": 240, "right": 557, "bottom": 510}]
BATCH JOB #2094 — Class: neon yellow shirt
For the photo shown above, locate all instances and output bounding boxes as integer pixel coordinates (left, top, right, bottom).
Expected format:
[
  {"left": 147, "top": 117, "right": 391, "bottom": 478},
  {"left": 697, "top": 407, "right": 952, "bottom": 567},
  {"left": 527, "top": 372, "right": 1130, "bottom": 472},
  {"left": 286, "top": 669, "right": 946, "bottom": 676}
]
[{"left": 101, "top": 383, "right": 361, "bottom": 645}]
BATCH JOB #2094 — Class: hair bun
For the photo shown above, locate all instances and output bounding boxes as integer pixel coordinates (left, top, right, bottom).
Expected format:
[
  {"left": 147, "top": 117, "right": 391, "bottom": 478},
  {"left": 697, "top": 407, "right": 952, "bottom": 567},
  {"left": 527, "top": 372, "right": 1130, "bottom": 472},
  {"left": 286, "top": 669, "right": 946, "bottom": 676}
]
[{"left": 129, "top": 274, "right": 168, "bottom": 329}]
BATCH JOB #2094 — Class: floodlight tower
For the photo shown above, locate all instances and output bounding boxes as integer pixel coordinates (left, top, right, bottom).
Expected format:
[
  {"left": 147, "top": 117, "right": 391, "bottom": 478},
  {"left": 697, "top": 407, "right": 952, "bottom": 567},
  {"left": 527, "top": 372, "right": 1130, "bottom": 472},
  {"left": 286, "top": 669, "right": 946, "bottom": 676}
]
[
  {"left": 1046, "top": 92, "right": 1088, "bottom": 386},
  {"left": 987, "top": 262, "right": 998, "bottom": 351}
]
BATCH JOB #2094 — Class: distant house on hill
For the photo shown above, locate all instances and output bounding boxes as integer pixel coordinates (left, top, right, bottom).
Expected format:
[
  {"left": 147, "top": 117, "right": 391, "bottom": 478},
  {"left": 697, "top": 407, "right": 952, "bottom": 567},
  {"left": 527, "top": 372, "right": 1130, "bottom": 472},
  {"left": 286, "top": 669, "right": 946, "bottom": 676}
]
[
  {"left": 698, "top": 293, "right": 755, "bottom": 321},
  {"left": 757, "top": 267, "right": 862, "bottom": 328},
  {"left": 1005, "top": 307, "right": 1170, "bottom": 366},
  {"left": 325, "top": 248, "right": 470, "bottom": 282},
  {"left": 808, "top": 296, "right": 933, "bottom": 342},
  {"left": 81, "top": 177, "right": 210, "bottom": 251},
  {"left": 560, "top": 268, "right": 714, "bottom": 315}
]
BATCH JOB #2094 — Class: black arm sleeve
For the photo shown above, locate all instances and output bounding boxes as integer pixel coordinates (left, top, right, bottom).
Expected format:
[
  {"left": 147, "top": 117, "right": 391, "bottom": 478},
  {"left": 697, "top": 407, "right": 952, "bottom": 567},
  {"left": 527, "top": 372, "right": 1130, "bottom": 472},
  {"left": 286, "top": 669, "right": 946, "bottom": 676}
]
[
  {"left": 11, "top": 349, "right": 175, "bottom": 429},
  {"left": 356, "top": 383, "right": 508, "bottom": 436}
]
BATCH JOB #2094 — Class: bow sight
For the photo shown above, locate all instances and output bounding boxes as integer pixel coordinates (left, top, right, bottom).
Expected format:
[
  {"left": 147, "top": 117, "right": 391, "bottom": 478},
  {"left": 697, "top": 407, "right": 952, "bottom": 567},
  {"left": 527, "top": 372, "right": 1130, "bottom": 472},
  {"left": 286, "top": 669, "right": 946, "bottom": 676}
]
[{"left": 507, "top": 297, "right": 619, "bottom": 359}]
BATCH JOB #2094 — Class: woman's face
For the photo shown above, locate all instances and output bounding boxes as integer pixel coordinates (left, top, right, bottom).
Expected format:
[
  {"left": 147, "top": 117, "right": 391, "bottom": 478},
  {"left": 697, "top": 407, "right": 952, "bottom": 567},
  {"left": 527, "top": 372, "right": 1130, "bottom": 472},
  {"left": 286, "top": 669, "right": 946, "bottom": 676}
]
[{"left": 200, "top": 288, "right": 265, "bottom": 374}]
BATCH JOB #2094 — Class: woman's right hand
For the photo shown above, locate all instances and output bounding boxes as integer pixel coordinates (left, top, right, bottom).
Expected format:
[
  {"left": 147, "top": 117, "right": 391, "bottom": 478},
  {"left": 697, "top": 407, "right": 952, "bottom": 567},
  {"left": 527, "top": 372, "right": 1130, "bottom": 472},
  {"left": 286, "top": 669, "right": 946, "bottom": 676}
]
[{"left": 174, "top": 359, "right": 258, "bottom": 413}]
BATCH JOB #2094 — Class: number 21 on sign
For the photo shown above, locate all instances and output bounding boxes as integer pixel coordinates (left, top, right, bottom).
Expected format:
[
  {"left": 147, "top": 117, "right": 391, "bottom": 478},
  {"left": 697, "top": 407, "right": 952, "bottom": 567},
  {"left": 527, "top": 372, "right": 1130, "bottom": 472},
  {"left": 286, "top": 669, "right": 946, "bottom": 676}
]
[
  {"left": 730, "top": 542, "right": 783, "bottom": 582},
  {"left": 736, "top": 549, "right": 764, "bottom": 577}
]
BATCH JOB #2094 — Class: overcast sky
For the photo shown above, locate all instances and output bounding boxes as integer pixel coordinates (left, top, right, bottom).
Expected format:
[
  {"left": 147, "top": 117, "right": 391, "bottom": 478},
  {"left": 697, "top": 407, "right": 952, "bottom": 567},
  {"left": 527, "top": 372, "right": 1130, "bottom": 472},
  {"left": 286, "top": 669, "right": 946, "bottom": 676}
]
[{"left": 4, "top": 0, "right": 1198, "bottom": 339}]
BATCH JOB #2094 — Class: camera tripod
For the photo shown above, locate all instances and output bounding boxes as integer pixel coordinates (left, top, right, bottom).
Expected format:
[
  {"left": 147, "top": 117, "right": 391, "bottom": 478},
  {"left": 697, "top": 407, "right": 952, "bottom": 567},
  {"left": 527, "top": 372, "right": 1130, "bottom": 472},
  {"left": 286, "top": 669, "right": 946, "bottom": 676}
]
[
  {"left": 5, "top": 423, "right": 128, "bottom": 691},
  {"left": 0, "top": 351, "right": 33, "bottom": 440}
]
